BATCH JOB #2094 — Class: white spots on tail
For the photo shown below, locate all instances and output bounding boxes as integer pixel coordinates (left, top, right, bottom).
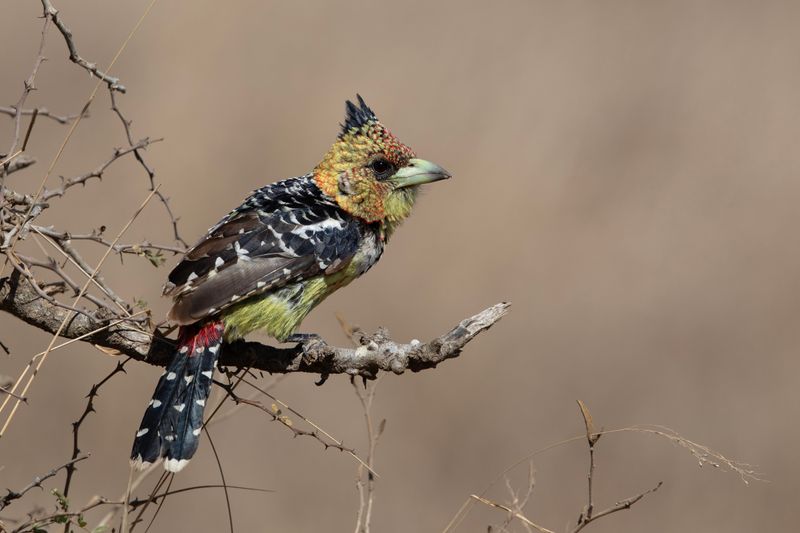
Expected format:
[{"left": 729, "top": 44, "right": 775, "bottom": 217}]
[
  {"left": 173, "top": 403, "right": 186, "bottom": 412},
  {"left": 195, "top": 399, "right": 206, "bottom": 407},
  {"left": 193, "top": 428, "right": 202, "bottom": 436},
  {"left": 136, "top": 428, "right": 149, "bottom": 437},
  {"left": 151, "top": 399, "right": 162, "bottom": 408},
  {"left": 184, "top": 375, "right": 194, "bottom": 385},
  {"left": 208, "top": 345, "right": 219, "bottom": 354},
  {"left": 179, "top": 346, "right": 189, "bottom": 354},
  {"left": 214, "top": 257, "right": 225, "bottom": 268},
  {"left": 201, "top": 370, "right": 213, "bottom": 379},
  {"left": 166, "top": 372, "right": 177, "bottom": 381},
  {"left": 164, "top": 458, "right": 189, "bottom": 472}
]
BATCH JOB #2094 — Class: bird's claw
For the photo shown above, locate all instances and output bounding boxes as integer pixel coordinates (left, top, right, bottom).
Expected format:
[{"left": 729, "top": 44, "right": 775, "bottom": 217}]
[{"left": 285, "top": 332, "right": 322, "bottom": 344}]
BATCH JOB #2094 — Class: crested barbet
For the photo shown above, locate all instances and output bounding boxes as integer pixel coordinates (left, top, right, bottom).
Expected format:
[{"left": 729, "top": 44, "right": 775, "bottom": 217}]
[{"left": 130, "top": 96, "right": 451, "bottom": 472}]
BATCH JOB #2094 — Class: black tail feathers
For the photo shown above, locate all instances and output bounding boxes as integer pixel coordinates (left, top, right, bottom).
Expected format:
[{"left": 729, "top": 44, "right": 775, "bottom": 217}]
[{"left": 130, "top": 321, "right": 223, "bottom": 472}]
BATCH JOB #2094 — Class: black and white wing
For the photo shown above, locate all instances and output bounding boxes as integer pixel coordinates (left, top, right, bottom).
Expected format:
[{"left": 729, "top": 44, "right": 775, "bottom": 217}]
[{"left": 165, "top": 176, "right": 366, "bottom": 325}]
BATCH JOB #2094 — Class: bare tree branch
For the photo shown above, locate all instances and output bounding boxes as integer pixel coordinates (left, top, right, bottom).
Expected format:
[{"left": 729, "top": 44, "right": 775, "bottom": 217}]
[{"left": 0, "top": 271, "right": 509, "bottom": 377}]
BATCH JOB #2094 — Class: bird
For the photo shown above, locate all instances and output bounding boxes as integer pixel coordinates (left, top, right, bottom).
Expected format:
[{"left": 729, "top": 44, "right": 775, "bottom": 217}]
[{"left": 130, "top": 96, "right": 450, "bottom": 472}]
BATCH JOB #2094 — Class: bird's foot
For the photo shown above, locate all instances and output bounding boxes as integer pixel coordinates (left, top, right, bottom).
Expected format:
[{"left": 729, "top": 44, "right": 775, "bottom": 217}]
[
  {"left": 286, "top": 332, "right": 325, "bottom": 368},
  {"left": 285, "top": 332, "right": 322, "bottom": 344}
]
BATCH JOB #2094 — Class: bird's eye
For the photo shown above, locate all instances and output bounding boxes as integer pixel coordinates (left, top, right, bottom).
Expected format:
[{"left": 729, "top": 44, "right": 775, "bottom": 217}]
[{"left": 369, "top": 158, "right": 395, "bottom": 179}]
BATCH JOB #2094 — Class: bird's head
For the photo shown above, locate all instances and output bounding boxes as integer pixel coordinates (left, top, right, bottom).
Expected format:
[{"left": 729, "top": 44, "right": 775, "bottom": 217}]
[{"left": 314, "top": 96, "right": 450, "bottom": 233}]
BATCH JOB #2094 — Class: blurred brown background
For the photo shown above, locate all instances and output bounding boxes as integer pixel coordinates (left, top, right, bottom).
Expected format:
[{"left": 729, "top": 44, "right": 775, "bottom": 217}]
[{"left": 2, "top": 0, "right": 799, "bottom": 531}]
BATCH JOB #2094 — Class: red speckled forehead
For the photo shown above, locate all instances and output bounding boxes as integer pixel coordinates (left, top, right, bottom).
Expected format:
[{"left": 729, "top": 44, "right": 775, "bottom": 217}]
[{"left": 362, "top": 121, "right": 415, "bottom": 165}]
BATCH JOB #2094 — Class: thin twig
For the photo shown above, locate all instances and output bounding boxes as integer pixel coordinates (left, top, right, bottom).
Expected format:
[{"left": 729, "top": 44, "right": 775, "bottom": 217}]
[
  {"left": 109, "top": 90, "right": 187, "bottom": 247},
  {"left": 352, "top": 377, "right": 383, "bottom": 533},
  {"left": 41, "top": 0, "right": 127, "bottom": 92},
  {"left": 127, "top": 484, "right": 272, "bottom": 508},
  {"left": 570, "top": 482, "right": 663, "bottom": 533},
  {"left": 0, "top": 455, "right": 88, "bottom": 512},
  {"left": 220, "top": 379, "right": 374, "bottom": 476},
  {"left": 128, "top": 471, "right": 170, "bottom": 532},
  {"left": 0, "top": 106, "right": 84, "bottom": 125},
  {"left": 41, "top": 137, "right": 163, "bottom": 201},
  {"left": 203, "top": 426, "right": 234, "bottom": 533},
  {"left": 2, "top": 13, "right": 49, "bottom": 174},
  {"left": 62, "top": 360, "right": 129, "bottom": 509},
  {"left": 470, "top": 495, "right": 555, "bottom": 533},
  {"left": 576, "top": 400, "right": 600, "bottom": 525}
]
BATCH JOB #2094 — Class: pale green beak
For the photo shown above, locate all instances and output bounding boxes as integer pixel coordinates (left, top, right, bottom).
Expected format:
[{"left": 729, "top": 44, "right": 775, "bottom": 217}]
[{"left": 390, "top": 158, "right": 451, "bottom": 188}]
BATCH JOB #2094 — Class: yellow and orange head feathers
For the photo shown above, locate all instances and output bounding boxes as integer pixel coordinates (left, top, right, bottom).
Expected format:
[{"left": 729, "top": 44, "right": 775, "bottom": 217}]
[{"left": 314, "top": 96, "right": 449, "bottom": 231}]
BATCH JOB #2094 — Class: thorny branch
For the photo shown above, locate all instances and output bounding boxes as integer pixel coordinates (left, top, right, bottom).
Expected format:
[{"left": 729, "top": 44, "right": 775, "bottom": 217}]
[
  {"left": 62, "top": 361, "right": 129, "bottom": 505},
  {"left": 40, "top": 137, "right": 163, "bottom": 201},
  {"left": 0, "top": 455, "right": 89, "bottom": 512},
  {"left": 109, "top": 91, "right": 188, "bottom": 247},
  {"left": 40, "top": 0, "right": 127, "bottom": 93}
]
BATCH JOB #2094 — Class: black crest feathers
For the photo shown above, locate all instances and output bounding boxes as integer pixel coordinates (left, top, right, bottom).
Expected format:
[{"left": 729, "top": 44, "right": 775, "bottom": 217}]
[{"left": 340, "top": 95, "right": 377, "bottom": 137}]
